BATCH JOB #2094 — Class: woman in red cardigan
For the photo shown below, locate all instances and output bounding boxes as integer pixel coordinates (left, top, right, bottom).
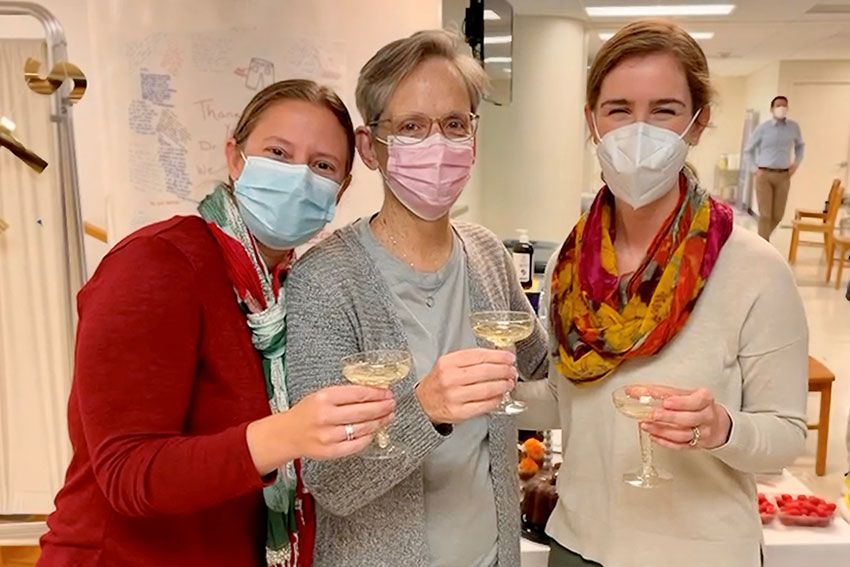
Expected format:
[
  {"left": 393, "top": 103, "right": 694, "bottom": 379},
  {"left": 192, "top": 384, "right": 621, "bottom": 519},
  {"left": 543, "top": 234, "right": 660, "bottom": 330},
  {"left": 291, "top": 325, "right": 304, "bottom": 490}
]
[{"left": 38, "top": 80, "right": 395, "bottom": 567}]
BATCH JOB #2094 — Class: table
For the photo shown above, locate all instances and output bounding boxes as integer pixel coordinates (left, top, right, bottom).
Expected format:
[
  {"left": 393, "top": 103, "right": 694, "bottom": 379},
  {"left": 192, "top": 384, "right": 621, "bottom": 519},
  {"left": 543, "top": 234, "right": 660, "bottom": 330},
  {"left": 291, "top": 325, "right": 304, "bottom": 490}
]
[
  {"left": 521, "top": 539, "right": 549, "bottom": 567},
  {"left": 520, "top": 470, "right": 850, "bottom": 567},
  {"left": 760, "top": 471, "right": 850, "bottom": 567}
]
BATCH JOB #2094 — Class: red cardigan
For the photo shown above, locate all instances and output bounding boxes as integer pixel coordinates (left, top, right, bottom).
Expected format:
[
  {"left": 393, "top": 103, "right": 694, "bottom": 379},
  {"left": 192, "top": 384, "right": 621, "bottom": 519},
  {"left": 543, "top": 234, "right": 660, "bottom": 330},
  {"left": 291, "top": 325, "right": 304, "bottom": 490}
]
[{"left": 39, "top": 216, "right": 272, "bottom": 566}]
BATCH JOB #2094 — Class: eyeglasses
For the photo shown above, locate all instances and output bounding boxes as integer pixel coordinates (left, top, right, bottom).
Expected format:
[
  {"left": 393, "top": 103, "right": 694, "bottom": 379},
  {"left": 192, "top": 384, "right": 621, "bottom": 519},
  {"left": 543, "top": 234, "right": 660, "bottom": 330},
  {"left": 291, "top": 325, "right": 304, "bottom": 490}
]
[{"left": 370, "top": 112, "right": 479, "bottom": 146}]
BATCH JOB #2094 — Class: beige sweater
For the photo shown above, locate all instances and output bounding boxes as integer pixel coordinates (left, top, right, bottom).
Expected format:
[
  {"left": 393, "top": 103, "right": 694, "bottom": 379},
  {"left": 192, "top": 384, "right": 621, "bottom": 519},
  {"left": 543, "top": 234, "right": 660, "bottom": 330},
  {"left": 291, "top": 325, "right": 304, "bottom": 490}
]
[{"left": 517, "top": 225, "right": 809, "bottom": 567}]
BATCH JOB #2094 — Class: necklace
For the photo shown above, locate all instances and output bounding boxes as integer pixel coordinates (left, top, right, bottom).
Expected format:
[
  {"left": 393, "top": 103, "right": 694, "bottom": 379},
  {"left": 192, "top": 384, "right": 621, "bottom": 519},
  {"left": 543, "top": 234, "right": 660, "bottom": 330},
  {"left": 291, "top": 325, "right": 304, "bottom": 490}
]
[
  {"left": 379, "top": 215, "right": 416, "bottom": 269},
  {"left": 375, "top": 214, "right": 441, "bottom": 308}
]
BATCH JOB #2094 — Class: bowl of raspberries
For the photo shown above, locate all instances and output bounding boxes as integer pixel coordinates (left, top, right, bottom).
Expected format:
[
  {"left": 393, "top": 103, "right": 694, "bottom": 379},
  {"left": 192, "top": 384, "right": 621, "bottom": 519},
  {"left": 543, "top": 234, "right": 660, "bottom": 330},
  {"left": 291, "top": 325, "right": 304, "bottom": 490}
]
[{"left": 775, "top": 494, "right": 837, "bottom": 527}]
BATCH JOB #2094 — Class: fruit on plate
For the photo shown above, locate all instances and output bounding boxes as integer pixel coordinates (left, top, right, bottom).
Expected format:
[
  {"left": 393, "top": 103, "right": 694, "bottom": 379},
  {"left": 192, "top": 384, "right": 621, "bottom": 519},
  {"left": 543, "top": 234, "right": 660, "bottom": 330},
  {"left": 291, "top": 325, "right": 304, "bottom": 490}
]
[
  {"left": 775, "top": 494, "right": 837, "bottom": 527},
  {"left": 758, "top": 493, "right": 777, "bottom": 524}
]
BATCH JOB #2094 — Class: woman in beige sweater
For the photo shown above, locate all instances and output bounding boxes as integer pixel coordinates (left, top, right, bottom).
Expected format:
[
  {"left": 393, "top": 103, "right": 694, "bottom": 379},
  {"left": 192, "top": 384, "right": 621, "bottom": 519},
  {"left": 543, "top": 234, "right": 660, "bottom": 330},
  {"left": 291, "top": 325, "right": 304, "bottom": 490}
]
[{"left": 518, "top": 20, "right": 808, "bottom": 567}]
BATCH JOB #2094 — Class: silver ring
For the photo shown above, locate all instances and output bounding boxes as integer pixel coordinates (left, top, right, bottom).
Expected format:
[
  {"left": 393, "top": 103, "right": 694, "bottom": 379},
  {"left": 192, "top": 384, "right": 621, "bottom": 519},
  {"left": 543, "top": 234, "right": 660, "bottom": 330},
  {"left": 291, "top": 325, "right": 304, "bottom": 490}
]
[
  {"left": 344, "top": 423, "right": 355, "bottom": 442},
  {"left": 689, "top": 426, "right": 701, "bottom": 447}
]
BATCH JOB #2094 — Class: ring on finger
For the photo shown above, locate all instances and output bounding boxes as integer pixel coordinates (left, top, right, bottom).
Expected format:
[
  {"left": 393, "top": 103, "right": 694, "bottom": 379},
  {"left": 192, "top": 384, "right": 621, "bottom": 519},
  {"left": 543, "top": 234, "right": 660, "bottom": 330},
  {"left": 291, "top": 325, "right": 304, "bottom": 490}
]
[
  {"left": 344, "top": 423, "right": 355, "bottom": 442},
  {"left": 688, "top": 426, "right": 701, "bottom": 447}
]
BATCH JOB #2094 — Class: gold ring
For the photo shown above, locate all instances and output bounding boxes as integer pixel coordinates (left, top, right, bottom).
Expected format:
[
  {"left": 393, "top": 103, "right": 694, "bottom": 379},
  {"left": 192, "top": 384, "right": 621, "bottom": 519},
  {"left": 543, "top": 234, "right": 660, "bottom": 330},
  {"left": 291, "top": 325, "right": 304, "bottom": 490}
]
[{"left": 689, "top": 426, "right": 701, "bottom": 447}]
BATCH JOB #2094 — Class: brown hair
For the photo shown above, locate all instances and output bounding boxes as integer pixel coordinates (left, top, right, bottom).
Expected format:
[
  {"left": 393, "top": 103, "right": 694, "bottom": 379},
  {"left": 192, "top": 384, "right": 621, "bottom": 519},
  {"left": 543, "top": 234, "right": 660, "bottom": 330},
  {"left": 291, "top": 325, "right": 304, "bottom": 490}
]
[
  {"left": 356, "top": 29, "right": 489, "bottom": 124},
  {"left": 587, "top": 20, "right": 714, "bottom": 114},
  {"left": 231, "top": 79, "right": 356, "bottom": 174}
]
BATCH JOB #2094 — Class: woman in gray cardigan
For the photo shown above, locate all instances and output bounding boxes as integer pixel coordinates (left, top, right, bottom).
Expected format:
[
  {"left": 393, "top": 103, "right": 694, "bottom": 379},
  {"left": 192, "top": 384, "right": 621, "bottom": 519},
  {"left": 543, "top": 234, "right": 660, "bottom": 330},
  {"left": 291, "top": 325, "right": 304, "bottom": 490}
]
[{"left": 285, "top": 30, "right": 548, "bottom": 567}]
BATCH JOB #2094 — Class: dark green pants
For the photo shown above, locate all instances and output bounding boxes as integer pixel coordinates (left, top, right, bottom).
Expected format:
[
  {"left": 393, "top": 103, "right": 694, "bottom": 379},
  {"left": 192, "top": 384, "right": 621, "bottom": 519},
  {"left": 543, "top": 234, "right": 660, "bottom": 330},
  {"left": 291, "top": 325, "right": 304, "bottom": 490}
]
[
  {"left": 548, "top": 540, "right": 603, "bottom": 567},
  {"left": 548, "top": 539, "right": 764, "bottom": 566}
]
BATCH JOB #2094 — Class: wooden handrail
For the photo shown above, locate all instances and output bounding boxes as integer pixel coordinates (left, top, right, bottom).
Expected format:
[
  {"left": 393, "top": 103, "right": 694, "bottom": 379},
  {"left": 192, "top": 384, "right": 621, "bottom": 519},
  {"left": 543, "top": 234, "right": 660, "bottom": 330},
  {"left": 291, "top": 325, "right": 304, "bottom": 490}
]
[{"left": 83, "top": 221, "right": 107, "bottom": 243}]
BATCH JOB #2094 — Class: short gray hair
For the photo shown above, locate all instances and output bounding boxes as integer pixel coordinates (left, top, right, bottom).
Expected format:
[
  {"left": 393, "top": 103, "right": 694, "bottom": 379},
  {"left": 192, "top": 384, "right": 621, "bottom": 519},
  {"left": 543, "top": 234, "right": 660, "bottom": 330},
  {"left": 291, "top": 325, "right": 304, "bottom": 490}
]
[{"left": 355, "top": 29, "right": 489, "bottom": 124}]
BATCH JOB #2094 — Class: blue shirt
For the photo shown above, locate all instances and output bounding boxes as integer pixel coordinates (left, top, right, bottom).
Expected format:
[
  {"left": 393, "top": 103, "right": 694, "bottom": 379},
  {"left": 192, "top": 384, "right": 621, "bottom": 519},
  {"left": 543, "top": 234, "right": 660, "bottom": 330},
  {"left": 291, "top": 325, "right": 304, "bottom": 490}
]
[{"left": 744, "top": 118, "right": 805, "bottom": 170}]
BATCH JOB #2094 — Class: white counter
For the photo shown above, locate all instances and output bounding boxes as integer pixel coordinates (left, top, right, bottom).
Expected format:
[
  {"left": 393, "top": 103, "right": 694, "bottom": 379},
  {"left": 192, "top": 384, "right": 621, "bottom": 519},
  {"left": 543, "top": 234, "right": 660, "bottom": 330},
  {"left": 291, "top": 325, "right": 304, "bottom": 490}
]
[{"left": 521, "top": 470, "right": 850, "bottom": 567}]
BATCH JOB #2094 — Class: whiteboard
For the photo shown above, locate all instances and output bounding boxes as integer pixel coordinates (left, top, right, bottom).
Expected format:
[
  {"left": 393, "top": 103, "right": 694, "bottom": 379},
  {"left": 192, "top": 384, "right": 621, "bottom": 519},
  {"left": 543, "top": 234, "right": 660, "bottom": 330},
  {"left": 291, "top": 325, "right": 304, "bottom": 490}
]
[
  {"left": 122, "top": 32, "right": 344, "bottom": 228},
  {"left": 87, "top": 0, "right": 441, "bottom": 243}
]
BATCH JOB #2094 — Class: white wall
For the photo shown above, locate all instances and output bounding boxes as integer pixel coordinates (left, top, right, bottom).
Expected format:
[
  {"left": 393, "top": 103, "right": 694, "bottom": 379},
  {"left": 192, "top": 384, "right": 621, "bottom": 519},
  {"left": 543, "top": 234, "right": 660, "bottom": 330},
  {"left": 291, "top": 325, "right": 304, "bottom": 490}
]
[
  {"left": 2, "top": 0, "right": 442, "bottom": 272},
  {"left": 779, "top": 60, "right": 850, "bottom": 219},
  {"left": 779, "top": 60, "right": 850, "bottom": 93},
  {"left": 745, "top": 62, "right": 781, "bottom": 122},
  {"left": 689, "top": 74, "right": 747, "bottom": 193},
  {"left": 477, "top": 16, "right": 586, "bottom": 244}
]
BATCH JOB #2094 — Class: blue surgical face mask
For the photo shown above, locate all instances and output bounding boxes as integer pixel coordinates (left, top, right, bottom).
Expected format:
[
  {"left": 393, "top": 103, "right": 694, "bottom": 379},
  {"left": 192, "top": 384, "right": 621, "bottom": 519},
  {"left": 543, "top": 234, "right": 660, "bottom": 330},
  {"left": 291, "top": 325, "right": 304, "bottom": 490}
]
[{"left": 233, "top": 154, "right": 340, "bottom": 250}]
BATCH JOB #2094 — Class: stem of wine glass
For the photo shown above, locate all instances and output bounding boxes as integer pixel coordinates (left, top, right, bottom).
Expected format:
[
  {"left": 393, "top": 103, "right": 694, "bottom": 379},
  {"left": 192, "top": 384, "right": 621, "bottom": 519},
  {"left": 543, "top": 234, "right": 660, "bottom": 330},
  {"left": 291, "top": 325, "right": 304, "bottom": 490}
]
[
  {"left": 375, "top": 427, "right": 390, "bottom": 450},
  {"left": 638, "top": 425, "right": 656, "bottom": 479},
  {"left": 495, "top": 344, "right": 516, "bottom": 406}
]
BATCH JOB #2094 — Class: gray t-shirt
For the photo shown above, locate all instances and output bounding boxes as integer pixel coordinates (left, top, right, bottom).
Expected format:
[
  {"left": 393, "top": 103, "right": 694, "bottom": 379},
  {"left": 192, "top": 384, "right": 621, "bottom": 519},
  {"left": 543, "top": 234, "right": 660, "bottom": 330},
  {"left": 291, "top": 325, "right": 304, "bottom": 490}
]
[{"left": 355, "top": 218, "right": 498, "bottom": 567}]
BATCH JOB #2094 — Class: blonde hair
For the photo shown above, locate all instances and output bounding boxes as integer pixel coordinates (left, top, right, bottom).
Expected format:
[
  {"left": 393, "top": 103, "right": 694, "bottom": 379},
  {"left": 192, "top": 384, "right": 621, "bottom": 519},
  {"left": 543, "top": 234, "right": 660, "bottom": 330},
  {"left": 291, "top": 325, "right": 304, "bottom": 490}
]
[
  {"left": 587, "top": 20, "right": 714, "bottom": 114},
  {"left": 355, "top": 29, "right": 489, "bottom": 123},
  {"left": 231, "top": 79, "right": 355, "bottom": 174}
]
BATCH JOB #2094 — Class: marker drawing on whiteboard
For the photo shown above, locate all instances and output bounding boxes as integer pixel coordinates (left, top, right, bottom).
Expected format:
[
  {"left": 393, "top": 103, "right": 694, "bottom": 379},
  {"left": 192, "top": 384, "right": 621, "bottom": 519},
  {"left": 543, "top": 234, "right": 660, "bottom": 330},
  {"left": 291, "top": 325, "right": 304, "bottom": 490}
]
[
  {"left": 129, "top": 99, "right": 157, "bottom": 135},
  {"left": 282, "top": 39, "right": 345, "bottom": 90},
  {"left": 128, "top": 145, "right": 159, "bottom": 192},
  {"left": 193, "top": 99, "right": 241, "bottom": 123},
  {"left": 157, "top": 136, "right": 191, "bottom": 199},
  {"left": 196, "top": 163, "right": 228, "bottom": 177},
  {"left": 286, "top": 43, "right": 321, "bottom": 75},
  {"left": 191, "top": 32, "right": 234, "bottom": 73},
  {"left": 161, "top": 46, "right": 185, "bottom": 76},
  {"left": 126, "top": 34, "right": 166, "bottom": 69},
  {"left": 140, "top": 70, "right": 175, "bottom": 107},
  {"left": 156, "top": 109, "right": 191, "bottom": 146},
  {"left": 245, "top": 57, "right": 274, "bottom": 91}
]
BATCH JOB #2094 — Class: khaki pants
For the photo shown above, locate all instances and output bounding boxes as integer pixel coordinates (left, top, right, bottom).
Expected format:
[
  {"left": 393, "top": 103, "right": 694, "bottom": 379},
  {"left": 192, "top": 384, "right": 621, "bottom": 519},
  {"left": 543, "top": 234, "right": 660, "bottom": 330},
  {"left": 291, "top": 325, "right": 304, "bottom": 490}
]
[{"left": 755, "top": 170, "right": 791, "bottom": 240}]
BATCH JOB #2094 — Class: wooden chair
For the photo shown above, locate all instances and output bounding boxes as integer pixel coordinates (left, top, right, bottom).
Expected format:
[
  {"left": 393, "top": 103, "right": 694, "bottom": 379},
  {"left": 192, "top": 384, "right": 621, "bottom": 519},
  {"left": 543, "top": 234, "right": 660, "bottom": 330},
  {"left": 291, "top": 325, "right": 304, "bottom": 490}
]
[
  {"left": 788, "top": 179, "right": 845, "bottom": 265},
  {"left": 807, "top": 356, "right": 835, "bottom": 477},
  {"left": 827, "top": 234, "right": 850, "bottom": 288}
]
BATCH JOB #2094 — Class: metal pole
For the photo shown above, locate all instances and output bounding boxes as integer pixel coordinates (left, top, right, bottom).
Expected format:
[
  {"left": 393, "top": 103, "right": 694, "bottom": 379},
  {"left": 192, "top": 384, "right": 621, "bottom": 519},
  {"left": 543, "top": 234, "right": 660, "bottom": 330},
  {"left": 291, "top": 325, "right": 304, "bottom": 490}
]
[{"left": 0, "top": 2, "right": 86, "bottom": 333}]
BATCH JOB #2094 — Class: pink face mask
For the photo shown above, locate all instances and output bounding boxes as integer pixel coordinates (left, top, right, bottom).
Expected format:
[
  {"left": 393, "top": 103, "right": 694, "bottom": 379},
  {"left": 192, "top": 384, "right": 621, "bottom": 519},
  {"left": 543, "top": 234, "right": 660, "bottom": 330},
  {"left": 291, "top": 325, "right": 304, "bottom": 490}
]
[{"left": 381, "top": 133, "right": 475, "bottom": 221}]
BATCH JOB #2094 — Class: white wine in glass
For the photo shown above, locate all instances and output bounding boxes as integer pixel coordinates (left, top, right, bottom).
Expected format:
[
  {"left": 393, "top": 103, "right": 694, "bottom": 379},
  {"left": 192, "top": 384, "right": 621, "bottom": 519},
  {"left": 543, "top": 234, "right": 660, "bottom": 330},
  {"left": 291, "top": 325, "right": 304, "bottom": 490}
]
[
  {"left": 341, "top": 350, "right": 412, "bottom": 460},
  {"left": 612, "top": 385, "right": 680, "bottom": 488},
  {"left": 470, "top": 311, "right": 535, "bottom": 415}
]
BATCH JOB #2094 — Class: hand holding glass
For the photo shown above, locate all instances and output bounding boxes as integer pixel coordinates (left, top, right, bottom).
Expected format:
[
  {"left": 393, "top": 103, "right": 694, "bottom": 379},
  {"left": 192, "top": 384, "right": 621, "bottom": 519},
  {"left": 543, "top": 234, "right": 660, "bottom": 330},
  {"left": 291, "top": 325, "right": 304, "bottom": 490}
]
[
  {"left": 612, "top": 385, "right": 682, "bottom": 488},
  {"left": 341, "top": 350, "right": 411, "bottom": 460},
  {"left": 470, "top": 311, "right": 534, "bottom": 415}
]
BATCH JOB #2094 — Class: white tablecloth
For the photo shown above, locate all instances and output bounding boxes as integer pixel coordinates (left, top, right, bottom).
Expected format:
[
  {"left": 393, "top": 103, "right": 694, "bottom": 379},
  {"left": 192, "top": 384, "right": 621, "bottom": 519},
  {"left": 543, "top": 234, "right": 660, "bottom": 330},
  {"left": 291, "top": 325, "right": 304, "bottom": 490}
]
[
  {"left": 520, "top": 470, "right": 850, "bottom": 567},
  {"left": 521, "top": 538, "right": 550, "bottom": 567},
  {"left": 759, "top": 471, "right": 850, "bottom": 567}
]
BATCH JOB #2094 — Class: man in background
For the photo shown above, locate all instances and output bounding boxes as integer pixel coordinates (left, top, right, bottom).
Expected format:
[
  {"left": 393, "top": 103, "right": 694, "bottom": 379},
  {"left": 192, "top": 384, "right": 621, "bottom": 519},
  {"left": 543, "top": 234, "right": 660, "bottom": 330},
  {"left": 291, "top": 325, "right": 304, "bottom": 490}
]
[{"left": 745, "top": 96, "right": 806, "bottom": 241}]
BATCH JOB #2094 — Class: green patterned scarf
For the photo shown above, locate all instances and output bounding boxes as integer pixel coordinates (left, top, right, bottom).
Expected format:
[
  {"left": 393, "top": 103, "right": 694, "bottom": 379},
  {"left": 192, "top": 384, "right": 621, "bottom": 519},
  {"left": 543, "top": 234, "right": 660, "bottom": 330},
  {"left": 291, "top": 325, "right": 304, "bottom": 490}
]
[{"left": 199, "top": 184, "right": 308, "bottom": 566}]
